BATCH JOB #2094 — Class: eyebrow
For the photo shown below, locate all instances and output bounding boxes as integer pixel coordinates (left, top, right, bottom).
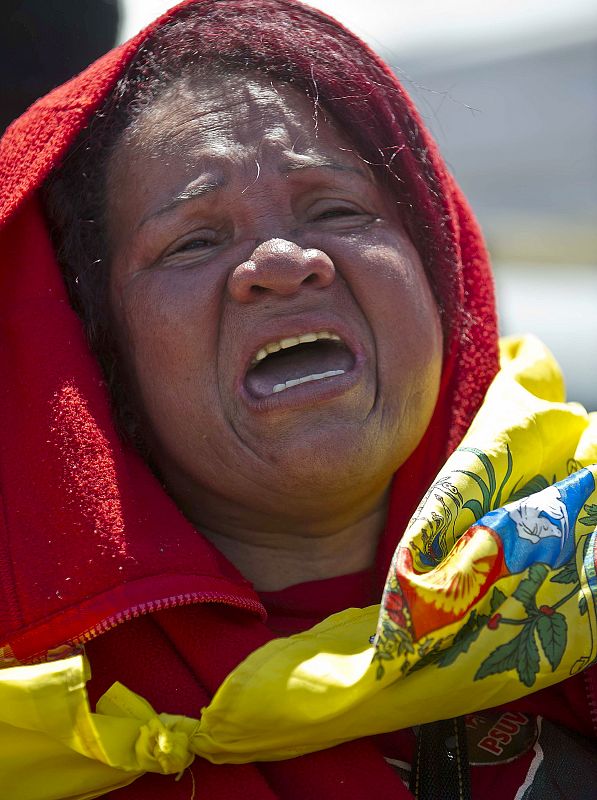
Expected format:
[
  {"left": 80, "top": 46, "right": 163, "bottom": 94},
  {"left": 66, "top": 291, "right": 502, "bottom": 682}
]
[
  {"left": 138, "top": 180, "right": 224, "bottom": 230},
  {"left": 281, "top": 157, "right": 368, "bottom": 177},
  {"left": 138, "top": 159, "right": 369, "bottom": 230}
]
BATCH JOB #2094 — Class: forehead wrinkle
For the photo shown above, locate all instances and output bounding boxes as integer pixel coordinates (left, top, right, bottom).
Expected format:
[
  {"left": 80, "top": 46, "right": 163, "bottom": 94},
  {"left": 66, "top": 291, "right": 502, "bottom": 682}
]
[
  {"left": 139, "top": 77, "right": 302, "bottom": 153},
  {"left": 125, "top": 74, "right": 354, "bottom": 175}
]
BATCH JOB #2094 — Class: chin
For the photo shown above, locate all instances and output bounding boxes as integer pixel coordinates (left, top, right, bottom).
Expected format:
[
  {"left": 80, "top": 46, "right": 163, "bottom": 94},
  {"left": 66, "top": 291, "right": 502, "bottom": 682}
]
[{"left": 257, "top": 423, "right": 402, "bottom": 501}]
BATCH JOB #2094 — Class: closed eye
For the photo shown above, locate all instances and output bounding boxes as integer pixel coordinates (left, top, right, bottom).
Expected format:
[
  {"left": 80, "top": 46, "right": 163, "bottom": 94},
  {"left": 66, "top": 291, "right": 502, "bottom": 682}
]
[
  {"left": 315, "top": 207, "right": 361, "bottom": 220},
  {"left": 163, "top": 230, "right": 223, "bottom": 260},
  {"left": 173, "top": 237, "right": 216, "bottom": 253},
  {"left": 154, "top": 233, "right": 223, "bottom": 269}
]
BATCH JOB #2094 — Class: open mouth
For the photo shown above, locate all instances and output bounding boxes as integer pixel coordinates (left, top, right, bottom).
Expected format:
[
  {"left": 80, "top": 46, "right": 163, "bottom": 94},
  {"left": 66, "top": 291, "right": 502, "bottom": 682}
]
[{"left": 244, "top": 331, "right": 356, "bottom": 399}]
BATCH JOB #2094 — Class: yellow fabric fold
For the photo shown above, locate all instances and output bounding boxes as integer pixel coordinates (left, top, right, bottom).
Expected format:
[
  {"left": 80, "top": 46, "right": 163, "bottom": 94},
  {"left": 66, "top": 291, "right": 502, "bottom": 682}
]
[
  {"left": 1, "top": 335, "right": 596, "bottom": 798},
  {"left": 0, "top": 659, "right": 200, "bottom": 799},
  {"left": 0, "top": 656, "right": 138, "bottom": 800},
  {"left": 95, "top": 682, "right": 198, "bottom": 775}
]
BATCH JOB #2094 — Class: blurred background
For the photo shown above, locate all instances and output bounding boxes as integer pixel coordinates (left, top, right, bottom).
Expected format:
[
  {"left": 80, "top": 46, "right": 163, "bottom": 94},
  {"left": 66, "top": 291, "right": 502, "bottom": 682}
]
[
  {"left": 1, "top": 1, "right": 120, "bottom": 132},
  {"left": 3, "top": 0, "right": 596, "bottom": 408}
]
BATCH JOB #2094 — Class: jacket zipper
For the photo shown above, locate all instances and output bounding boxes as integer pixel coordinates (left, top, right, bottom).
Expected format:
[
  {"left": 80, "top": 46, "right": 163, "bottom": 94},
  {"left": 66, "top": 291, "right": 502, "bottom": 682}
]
[
  {"left": 70, "top": 591, "right": 264, "bottom": 646},
  {"left": 7, "top": 590, "right": 265, "bottom": 664}
]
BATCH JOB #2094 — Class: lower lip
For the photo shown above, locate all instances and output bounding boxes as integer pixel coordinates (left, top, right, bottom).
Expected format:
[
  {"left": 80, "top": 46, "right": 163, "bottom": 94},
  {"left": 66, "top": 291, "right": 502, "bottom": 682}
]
[{"left": 238, "top": 353, "right": 366, "bottom": 413}]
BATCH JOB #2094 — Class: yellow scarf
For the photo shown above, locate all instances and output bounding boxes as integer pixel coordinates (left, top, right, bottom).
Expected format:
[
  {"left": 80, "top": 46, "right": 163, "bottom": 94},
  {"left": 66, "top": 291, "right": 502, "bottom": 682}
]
[{"left": 2, "top": 336, "right": 596, "bottom": 799}]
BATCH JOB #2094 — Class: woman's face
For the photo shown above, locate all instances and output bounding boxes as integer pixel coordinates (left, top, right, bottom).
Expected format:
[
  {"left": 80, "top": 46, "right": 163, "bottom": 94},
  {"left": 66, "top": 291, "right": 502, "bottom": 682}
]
[{"left": 106, "top": 75, "right": 443, "bottom": 533}]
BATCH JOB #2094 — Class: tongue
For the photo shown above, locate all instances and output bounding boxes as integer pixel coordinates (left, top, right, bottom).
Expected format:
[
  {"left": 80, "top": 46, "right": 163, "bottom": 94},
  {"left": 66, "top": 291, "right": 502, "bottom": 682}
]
[{"left": 245, "top": 342, "right": 354, "bottom": 398}]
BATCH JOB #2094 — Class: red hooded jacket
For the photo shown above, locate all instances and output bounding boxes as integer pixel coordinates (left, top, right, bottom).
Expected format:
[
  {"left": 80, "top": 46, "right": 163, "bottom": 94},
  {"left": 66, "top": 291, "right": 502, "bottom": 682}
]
[{"left": 0, "top": 2, "right": 595, "bottom": 797}]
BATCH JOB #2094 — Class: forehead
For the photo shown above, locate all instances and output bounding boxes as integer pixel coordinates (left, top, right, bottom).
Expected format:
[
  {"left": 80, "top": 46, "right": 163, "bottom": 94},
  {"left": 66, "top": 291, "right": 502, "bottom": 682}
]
[{"left": 111, "top": 73, "right": 365, "bottom": 180}]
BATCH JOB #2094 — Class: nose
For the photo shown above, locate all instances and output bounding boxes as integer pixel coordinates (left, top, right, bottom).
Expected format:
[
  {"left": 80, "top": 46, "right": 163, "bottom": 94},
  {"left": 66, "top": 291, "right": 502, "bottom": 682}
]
[{"left": 227, "top": 238, "right": 335, "bottom": 303}]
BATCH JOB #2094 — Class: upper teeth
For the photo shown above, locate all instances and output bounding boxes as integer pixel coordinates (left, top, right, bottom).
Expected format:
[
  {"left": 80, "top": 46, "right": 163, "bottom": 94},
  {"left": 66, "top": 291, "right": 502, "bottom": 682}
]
[{"left": 252, "top": 331, "right": 341, "bottom": 366}]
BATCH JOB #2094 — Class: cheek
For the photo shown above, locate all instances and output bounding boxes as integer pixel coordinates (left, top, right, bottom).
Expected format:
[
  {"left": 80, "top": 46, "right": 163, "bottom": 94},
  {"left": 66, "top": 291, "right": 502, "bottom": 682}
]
[
  {"left": 342, "top": 235, "right": 442, "bottom": 357},
  {"left": 112, "top": 272, "right": 220, "bottom": 418},
  {"left": 351, "top": 237, "right": 443, "bottom": 414},
  {"left": 390, "top": 266, "right": 442, "bottom": 369},
  {"left": 384, "top": 264, "right": 442, "bottom": 387}
]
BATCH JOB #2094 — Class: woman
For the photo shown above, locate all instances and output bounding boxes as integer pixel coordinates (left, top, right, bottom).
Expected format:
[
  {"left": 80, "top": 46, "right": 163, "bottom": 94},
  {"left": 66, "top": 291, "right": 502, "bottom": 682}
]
[{"left": 0, "top": 1, "right": 595, "bottom": 798}]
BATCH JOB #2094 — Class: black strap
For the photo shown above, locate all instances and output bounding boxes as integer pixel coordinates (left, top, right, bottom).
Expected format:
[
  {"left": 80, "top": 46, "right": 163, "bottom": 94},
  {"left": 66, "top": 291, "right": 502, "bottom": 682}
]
[{"left": 410, "top": 717, "right": 471, "bottom": 800}]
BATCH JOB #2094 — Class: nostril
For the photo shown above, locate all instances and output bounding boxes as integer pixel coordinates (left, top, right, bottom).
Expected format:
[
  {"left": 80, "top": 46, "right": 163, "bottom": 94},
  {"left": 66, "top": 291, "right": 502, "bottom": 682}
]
[{"left": 302, "top": 273, "right": 319, "bottom": 285}]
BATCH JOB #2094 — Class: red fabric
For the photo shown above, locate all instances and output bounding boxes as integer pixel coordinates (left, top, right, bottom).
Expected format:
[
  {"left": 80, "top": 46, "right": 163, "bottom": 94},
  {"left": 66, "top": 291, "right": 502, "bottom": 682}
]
[
  {"left": 0, "top": 0, "right": 497, "bottom": 659},
  {"left": 1, "top": 1, "right": 593, "bottom": 797},
  {"left": 260, "top": 570, "right": 377, "bottom": 634}
]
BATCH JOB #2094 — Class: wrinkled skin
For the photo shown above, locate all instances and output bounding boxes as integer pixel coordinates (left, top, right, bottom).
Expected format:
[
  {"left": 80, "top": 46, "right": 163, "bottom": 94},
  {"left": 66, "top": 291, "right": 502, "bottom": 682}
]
[{"left": 107, "top": 74, "right": 442, "bottom": 589}]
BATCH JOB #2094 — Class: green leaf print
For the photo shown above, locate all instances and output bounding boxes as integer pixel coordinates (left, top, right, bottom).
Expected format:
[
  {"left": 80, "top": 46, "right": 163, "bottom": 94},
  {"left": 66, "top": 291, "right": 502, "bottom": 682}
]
[
  {"left": 579, "top": 503, "right": 597, "bottom": 528},
  {"left": 409, "top": 641, "right": 444, "bottom": 673},
  {"left": 517, "top": 624, "right": 541, "bottom": 687},
  {"left": 475, "top": 634, "right": 521, "bottom": 681},
  {"left": 550, "top": 559, "right": 578, "bottom": 585},
  {"left": 489, "top": 587, "right": 507, "bottom": 613},
  {"left": 507, "top": 474, "right": 550, "bottom": 504},
  {"left": 461, "top": 448, "right": 497, "bottom": 498},
  {"left": 579, "top": 595, "right": 588, "bottom": 615},
  {"left": 476, "top": 624, "right": 541, "bottom": 688},
  {"left": 494, "top": 444, "right": 513, "bottom": 509},
  {"left": 462, "top": 498, "right": 484, "bottom": 522},
  {"left": 513, "top": 564, "right": 548, "bottom": 611},
  {"left": 536, "top": 611, "right": 567, "bottom": 671},
  {"left": 456, "top": 444, "right": 514, "bottom": 519},
  {"left": 457, "top": 468, "right": 492, "bottom": 515},
  {"left": 438, "top": 610, "right": 488, "bottom": 667}
]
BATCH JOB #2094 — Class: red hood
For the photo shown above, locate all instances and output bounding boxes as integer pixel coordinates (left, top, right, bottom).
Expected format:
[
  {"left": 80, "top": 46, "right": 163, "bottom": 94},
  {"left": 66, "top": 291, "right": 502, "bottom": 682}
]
[{"left": 0, "top": 0, "right": 498, "bottom": 663}]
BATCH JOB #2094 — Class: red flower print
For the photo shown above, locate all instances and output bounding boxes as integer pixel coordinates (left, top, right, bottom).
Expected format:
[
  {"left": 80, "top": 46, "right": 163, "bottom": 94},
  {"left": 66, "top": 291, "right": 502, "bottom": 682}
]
[{"left": 386, "top": 591, "right": 407, "bottom": 628}]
